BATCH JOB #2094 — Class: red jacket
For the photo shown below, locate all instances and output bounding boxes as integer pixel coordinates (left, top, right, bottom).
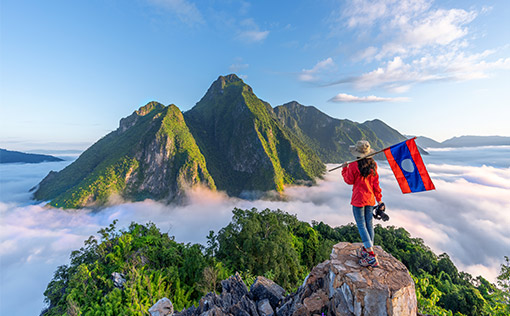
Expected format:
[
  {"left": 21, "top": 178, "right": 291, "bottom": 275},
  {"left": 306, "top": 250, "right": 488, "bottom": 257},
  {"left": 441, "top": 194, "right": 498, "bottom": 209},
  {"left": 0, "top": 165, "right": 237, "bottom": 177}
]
[{"left": 342, "top": 162, "right": 382, "bottom": 207}]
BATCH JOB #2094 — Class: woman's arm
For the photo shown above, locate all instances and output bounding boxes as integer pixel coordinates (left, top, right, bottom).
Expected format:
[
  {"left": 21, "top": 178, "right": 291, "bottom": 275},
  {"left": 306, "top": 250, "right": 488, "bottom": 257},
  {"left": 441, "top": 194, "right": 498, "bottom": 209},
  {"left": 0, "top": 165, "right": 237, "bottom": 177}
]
[{"left": 342, "top": 163, "right": 355, "bottom": 184}]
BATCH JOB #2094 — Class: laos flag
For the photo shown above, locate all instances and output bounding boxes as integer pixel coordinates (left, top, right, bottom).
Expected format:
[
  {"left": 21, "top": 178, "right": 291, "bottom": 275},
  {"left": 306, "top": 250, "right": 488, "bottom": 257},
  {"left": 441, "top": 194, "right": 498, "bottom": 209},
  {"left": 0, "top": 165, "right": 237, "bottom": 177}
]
[{"left": 384, "top": 138, "right": 435, "bottom": 194}]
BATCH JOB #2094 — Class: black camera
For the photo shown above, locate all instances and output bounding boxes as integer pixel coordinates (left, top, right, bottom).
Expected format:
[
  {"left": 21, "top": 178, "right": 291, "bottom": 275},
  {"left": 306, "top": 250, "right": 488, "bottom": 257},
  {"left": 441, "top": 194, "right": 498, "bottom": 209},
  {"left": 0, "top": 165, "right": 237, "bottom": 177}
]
[{"left": 373, "top": 202, "right": 389, "bottom": 221}]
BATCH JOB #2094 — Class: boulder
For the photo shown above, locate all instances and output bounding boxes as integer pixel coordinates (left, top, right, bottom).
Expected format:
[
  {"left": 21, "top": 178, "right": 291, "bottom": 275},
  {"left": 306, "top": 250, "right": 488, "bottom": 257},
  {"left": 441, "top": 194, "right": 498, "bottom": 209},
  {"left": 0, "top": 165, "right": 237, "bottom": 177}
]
[
  {"left": 149, "top": 297, "right": 174, "bottom": 316},
  {"left": 111, "top": 272, "right": 126, "bottom": 289},
  {"left": 250, "top": 276, "right": 285, "bottom": 309},
  {"left": 257, "top": 299, "right": 275, "bottom": 316},
  {"left": 279, "top": 242, "right": 417, "bottom": 316}
]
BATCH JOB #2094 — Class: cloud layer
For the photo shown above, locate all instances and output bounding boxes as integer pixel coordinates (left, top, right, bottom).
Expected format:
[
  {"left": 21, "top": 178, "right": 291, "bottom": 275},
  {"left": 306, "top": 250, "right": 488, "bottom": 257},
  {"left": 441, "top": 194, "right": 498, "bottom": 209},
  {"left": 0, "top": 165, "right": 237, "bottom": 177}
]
[{"left": 1, "top": 147, "right": 509, "bottom": 315}]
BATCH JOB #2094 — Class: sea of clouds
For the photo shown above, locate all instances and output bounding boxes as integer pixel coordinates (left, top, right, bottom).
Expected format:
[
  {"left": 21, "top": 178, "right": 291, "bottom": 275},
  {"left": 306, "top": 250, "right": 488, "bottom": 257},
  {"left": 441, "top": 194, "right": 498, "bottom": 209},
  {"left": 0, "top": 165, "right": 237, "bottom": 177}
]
[{"left": 1, "top": 146, "right": 509, "bottom": 315}]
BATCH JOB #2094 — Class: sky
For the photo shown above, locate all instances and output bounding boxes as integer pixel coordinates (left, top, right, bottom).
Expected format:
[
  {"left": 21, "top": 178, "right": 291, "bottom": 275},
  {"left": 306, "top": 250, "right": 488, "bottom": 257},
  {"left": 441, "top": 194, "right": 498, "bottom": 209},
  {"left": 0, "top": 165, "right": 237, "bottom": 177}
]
[
  {"left": 1, "top": 146, "right": 509, "bottom": 314},
  {"left": 1, "top": 0, "right": 510, "bottom": 151}
]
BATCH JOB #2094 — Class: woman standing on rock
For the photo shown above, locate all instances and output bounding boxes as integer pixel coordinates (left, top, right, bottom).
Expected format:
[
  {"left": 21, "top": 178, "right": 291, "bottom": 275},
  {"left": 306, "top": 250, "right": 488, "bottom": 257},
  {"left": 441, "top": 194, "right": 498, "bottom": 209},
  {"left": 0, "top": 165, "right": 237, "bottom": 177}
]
[{"left": 341, "top": 140, "right": 383, "bottom": 268}]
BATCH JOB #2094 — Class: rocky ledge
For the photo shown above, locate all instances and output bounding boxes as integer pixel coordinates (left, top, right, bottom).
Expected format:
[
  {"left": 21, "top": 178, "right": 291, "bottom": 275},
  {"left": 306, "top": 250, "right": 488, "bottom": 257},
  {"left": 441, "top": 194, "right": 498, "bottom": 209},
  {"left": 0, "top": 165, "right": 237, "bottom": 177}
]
[{"left": 150, "top": 242, "right": 417, "bottom": 316}]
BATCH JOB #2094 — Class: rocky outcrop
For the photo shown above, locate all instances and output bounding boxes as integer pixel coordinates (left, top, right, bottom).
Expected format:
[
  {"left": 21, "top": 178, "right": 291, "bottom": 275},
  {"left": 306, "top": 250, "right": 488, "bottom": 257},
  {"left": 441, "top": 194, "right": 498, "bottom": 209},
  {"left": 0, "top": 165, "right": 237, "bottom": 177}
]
[
  {"left": 250, "top": 276, "right": 285, "bottom": 309},
  {"left": 164, "top": 242, "right": 417, "bottom": 316},
  {"left": 149, "top": 297, "right": 174, "bottom": 316},
  {"left": 279, "top": 242, "right": 417, "bottom": 316}
]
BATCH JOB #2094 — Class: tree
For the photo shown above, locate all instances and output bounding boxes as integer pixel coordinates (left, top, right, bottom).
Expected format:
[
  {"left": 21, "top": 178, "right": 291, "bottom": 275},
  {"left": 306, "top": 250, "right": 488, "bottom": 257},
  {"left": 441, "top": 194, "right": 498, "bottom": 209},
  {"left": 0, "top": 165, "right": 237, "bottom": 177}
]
[{"left": 215, "top": 208, "right": 304, "bottom": 290}]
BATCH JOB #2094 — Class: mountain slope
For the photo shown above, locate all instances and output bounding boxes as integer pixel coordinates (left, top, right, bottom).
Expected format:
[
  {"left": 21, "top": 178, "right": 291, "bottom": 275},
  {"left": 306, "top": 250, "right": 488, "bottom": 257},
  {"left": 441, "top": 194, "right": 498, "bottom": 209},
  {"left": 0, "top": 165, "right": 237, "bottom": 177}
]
[
  {"left": 0, "top": 148, "right": 63, "bottom": 164},
  {"left": 184, "top": 75, "right": 325, "bottom": 196},
  {"left": 441, "top": 135, "right": 510, "bottom": 147},
  {"left": 274, "top": 101, "right": 407, "bottom": 162},
  {"left": 415, "top": 136, "right": 442, "bottom": 148},
  {"left": 33, "top": 102, "right": 215, "bottom": 208}
]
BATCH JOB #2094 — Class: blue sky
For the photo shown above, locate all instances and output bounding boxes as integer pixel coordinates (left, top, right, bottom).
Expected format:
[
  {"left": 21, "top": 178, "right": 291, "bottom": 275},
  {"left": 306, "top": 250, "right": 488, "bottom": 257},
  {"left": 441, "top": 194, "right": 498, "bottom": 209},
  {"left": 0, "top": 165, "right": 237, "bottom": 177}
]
[{"left": 1, "top": 0, "right": 509, "bottom": 150}]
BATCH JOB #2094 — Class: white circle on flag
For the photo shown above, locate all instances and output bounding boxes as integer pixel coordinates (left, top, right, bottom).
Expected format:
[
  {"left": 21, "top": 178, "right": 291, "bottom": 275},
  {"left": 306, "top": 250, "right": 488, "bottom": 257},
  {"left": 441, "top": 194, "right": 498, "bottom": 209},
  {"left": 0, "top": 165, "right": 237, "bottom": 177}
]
[{"left": 401, "top": 159, "right": 415, "bottom": 173}]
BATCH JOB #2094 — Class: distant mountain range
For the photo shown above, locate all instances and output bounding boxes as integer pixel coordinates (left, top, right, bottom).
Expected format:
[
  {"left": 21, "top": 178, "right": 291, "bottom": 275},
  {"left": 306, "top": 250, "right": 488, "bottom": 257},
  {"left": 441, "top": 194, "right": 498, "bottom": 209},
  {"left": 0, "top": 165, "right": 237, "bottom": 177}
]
[
  {"left": 416, "top": 135, "right": 510, "bottom": 148},
  {"left": 274, "top": 101, "right": 406, "bottom": 162},
  {"left": 0, "top": 148, "right": 63, "bottom": 164},
  {"left": 33, "top": 74, "right": 409, "bottom": 208}
]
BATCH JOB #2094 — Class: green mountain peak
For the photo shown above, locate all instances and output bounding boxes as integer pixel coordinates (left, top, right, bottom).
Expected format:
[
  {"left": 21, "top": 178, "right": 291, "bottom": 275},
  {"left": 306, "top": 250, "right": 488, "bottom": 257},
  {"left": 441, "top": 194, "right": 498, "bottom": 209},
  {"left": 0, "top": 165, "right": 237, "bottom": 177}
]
[
  {"left": 136, "top": 101, "right": 165, "bottom": 116},
  {"left": 184, "top": 77, "right": 325, "bottom": 196},
  {"left": 34, "top": 103, "right": 214, "bottom": 208},
  {"left": 205, "top": 74, "right": 245, "bottom": 97}
]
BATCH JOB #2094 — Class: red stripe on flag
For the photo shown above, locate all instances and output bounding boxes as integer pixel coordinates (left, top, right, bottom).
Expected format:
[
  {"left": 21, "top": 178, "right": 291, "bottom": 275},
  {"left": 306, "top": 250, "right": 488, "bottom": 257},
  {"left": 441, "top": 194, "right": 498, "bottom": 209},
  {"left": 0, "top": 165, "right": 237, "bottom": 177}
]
[
  {"left": 384, "top": 148, "right": 412, "bottom": 194},
  {"left": 406, "top": 139, "right": 435, "bottom": 191}
]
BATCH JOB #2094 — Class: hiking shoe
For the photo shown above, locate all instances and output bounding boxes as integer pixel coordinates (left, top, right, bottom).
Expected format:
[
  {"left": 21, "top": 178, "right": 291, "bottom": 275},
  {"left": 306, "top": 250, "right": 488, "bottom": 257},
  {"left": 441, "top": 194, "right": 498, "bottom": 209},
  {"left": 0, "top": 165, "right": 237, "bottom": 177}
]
[
  {"left": 357, "top": 246, "right": 369, "bottom": 259},
  {"left": 359, "top": 254, "right": 379, "bottom": 268}
]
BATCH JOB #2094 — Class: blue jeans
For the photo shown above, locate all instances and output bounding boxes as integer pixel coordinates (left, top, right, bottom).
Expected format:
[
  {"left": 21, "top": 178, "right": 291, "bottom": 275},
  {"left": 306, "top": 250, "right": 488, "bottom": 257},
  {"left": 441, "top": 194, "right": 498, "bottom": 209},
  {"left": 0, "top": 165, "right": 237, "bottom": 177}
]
[{"left": 353, "top": 206, "right": 374, "bottom": 249}]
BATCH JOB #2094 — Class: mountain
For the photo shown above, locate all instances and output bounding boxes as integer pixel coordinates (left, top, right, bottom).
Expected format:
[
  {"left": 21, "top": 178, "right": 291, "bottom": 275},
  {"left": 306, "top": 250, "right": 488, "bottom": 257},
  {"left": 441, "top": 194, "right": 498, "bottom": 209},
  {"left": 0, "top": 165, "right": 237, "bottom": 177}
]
[
  {"left": 414, "top": 136, "right": 442, "bottom": 148},
  {"left": 33, "top": 74, "right": 414, "bottom": 208},
  {"left": 183, "top": 75, "right": 325, "bottom": 196},
  {"left": 273, "top": 101, "right": 407, "bottom": 162},
  {"left": 33, "top": 75, "right": 326, "bottom": 208},
  {"left": 441, "top": 135, "right": 510, "bottom": 147},
  {"left": 33, "top": 102, "right": 215, "bottom": 208},
  {"left": 0, "top": 148, "right": 64, "bottom": 164},
  {"left": 415, "top": 135, "right": 510, "bottom": 148}
]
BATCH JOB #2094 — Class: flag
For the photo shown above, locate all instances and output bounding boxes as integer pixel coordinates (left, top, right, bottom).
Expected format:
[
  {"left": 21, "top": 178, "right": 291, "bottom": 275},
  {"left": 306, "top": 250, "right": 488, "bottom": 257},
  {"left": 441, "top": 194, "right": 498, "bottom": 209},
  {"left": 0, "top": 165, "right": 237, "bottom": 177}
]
[{"left": 384, "top": 138, "right": 435, "bottom": 194}]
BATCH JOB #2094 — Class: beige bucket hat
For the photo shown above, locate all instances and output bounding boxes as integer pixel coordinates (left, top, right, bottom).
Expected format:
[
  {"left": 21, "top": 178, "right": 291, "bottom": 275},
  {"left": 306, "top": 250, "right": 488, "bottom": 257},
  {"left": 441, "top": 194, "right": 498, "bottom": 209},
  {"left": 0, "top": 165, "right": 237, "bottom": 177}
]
[{"left": 349, "top": 140, "right": 376, "bottom": 158}]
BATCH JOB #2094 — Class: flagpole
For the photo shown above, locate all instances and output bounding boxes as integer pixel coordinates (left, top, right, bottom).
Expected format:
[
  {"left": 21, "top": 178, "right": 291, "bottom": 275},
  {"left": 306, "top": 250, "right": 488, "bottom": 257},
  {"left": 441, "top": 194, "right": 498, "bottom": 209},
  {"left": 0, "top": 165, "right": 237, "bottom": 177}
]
[{"left": 327, "top": 137, "right": 417, "bottom": 172}]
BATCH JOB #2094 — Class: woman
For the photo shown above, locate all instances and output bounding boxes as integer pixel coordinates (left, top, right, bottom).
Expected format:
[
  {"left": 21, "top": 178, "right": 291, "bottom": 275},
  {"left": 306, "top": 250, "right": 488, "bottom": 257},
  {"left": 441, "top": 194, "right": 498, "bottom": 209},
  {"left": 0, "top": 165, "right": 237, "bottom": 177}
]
[{"left": 341, "top": 140, "right": 383, "bottom": 267}]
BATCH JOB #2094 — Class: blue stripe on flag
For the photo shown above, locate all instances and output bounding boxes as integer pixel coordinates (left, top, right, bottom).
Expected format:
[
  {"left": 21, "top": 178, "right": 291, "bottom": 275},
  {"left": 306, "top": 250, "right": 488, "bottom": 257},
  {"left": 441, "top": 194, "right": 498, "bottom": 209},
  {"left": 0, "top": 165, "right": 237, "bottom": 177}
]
[{"left": 389, "top": 141, "right": 426, "bottom": 192}]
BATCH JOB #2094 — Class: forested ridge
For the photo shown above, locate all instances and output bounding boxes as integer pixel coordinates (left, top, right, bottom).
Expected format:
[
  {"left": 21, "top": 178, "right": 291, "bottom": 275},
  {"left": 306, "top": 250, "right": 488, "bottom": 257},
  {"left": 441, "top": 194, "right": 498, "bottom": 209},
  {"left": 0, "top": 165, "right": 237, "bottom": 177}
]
[{"left": 42, "top": 208, "right": 510, "bottom": 316}]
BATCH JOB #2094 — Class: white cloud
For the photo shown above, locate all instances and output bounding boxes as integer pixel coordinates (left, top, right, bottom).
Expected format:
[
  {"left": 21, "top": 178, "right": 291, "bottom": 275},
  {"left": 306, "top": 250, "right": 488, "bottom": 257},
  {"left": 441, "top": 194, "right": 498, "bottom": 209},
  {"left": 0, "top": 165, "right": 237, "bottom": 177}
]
[
  {"left": 148, "top": 0, "right": 204, "bottom": 26},
  {"left": 326, "top": 0, "right": 510, "bottom": 92},
  {"left": 298, "top": 58, "right": 335, "bottom": 82},
  {"left": 237, "top": 18, "right": 269, "bottom": 43},
  {"left": 340, "top": 0, "right": 475, "bottom": 60},
  {"left": 373, "top": 7, "right": 476, "bottom": 60},
  {"left": 238, "top": 30, "right": 269, "bottom": 43},
  {"left": 229, "top": 63, "right": 249, "bottom": 73},
  {"left": 329, "top": 92, "right": 409, "bottom": 103},
  {"left": 344, "top": 53, "right": 510, "bottom": 91}
]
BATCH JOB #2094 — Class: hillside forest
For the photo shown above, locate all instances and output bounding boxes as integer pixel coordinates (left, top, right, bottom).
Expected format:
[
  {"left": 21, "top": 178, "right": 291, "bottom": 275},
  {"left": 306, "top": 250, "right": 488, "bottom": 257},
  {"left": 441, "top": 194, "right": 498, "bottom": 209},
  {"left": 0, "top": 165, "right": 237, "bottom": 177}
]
[{"left": 42, "top": 208, "right": 510, "bottom": 316}]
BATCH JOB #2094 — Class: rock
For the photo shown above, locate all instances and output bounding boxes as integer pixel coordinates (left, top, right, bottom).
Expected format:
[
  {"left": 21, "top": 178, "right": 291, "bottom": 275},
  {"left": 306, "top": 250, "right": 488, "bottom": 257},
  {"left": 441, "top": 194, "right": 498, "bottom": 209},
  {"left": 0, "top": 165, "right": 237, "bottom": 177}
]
[
  {"left": 175, "top": 242, "right": 417, "bottom": 316},
  {"left": 257, "top": 299, "right": 274, "bottom": 316},
  {"left": 250, "top": 276, "right": 285, "bottom": 309},
  {"left": 280, "top": 242, "right": 417, "bottom": 316},
  {"left": 221, "top": 273, "right": 250, "bottom": 306},
  {"left": 176, "top": 272, "right": 257, "bottom": 316},
  {"left": 302, "top": 290, "right": 328, "bottom": 314},
  {"left": 149, "top": 297, "right": 174, "bottom": 316},
  {"left": 111, "top": 272, "right": 126, "bottom": 288}
]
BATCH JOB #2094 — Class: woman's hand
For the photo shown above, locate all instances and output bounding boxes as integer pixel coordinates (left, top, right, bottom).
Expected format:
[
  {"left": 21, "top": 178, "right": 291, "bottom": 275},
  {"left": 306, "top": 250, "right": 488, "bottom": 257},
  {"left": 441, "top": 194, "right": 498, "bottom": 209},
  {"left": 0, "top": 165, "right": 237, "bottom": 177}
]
[{"left": 340, "top": 161, "right": 348, "bottom": 169}]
